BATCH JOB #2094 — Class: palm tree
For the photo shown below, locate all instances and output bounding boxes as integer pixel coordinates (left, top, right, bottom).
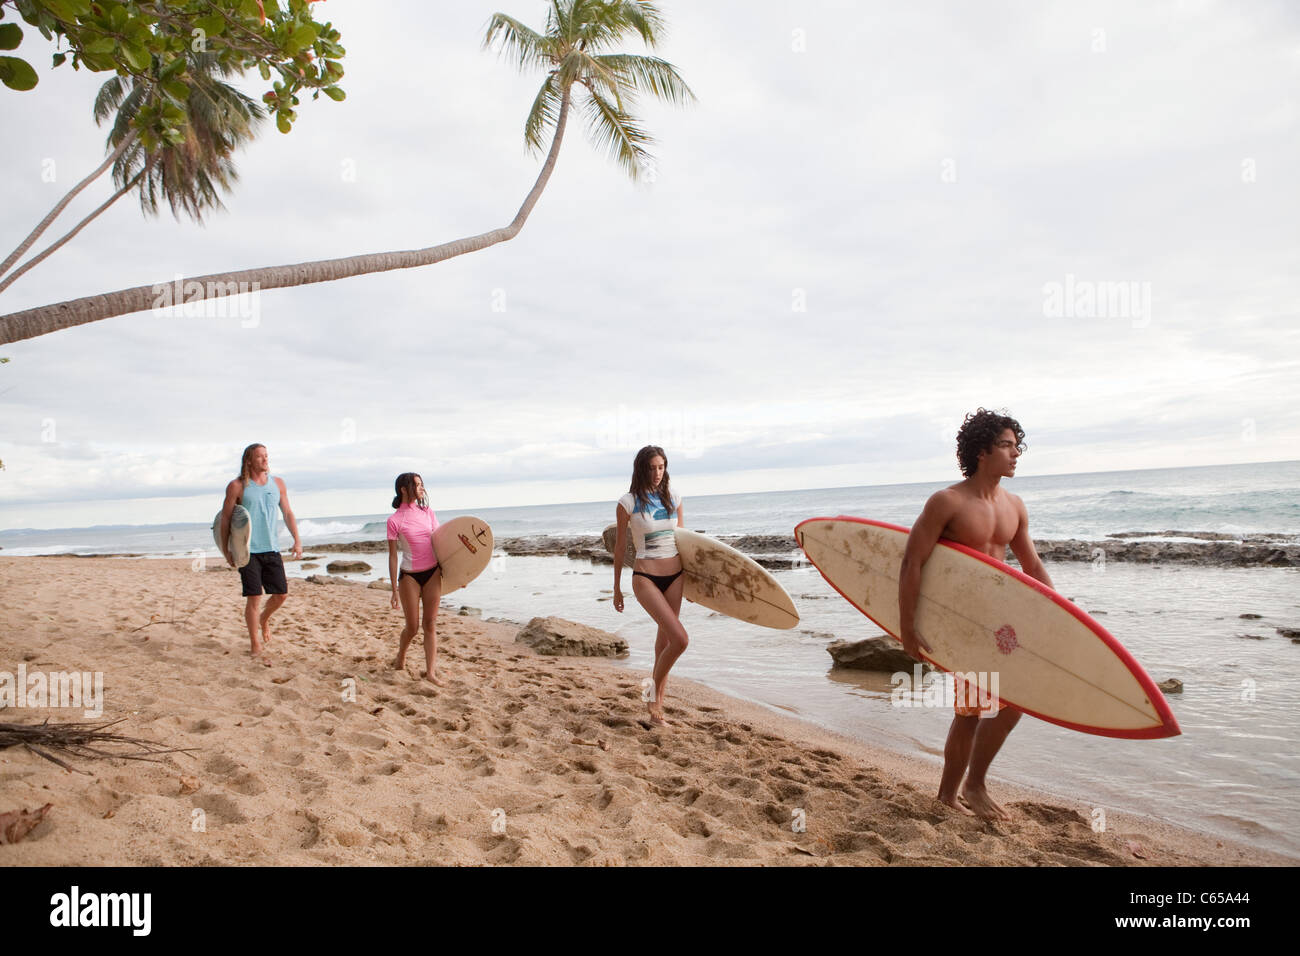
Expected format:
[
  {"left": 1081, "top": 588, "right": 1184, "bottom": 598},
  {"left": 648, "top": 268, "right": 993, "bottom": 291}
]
[
  {"left": 0, "top": 0, "right": 694, "bottom": 344},
  {"left": 0, "top": 54, "right": 265, "bottom": 294}
]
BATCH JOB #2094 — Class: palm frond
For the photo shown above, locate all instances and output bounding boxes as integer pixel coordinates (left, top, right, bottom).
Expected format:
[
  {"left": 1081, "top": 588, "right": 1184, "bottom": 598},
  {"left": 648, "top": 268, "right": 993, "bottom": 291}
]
[
  {"left": 575, "top": 50, "right": 626, "bottom": 109},
  {"left": 591, "top": 53, "right": 695, "bottom": 107},
  {"left": 483, "top": 13, "right": 553, "bottom": 72},
  {"left": 581, "top": 86, "right": 652, "bottom": 181},
  {"left": 582, "top": 1, "right": 665, "bottom": 50},
  {"left": 93, "top": 76, "right": 128, "bottom": 125},
  {"left": 523, "top": 73, "right": 561, "bottom": 154}
]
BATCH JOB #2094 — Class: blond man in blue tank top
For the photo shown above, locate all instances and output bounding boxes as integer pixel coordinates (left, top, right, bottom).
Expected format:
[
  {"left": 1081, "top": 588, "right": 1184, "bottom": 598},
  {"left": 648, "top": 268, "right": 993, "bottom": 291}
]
[{"left": 219, "top": 443, "right": 302, "bottom": 659}]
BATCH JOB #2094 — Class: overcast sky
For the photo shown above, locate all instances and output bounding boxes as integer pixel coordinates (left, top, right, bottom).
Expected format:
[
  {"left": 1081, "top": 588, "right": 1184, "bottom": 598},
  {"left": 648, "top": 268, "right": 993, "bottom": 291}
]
[{"left": 1, "top": 0, "right": 1297, "bottom": 530}]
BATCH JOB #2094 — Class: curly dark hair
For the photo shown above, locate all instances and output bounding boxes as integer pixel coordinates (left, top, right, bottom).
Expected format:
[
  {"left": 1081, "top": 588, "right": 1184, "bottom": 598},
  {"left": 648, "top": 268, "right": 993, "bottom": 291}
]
[{"left": 956, "top": 408, "right": 1026, "bottom": 478}]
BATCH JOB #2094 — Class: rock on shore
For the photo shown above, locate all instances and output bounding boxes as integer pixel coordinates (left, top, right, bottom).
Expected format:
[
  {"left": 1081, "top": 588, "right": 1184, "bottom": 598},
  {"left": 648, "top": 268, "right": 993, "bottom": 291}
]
[
  {"left": 827, "top": 636, "right": 924, "bottom": 672},
  {"left": 300, "top": 531, "right": 1300, "bottom": 569},
  {"left": 515, "top": 616, "right": 629, "bottom": 657}
]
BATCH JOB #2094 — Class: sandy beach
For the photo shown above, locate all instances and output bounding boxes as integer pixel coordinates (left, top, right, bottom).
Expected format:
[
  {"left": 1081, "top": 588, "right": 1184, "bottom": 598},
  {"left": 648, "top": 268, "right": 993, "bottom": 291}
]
[{"left": 0, "top": 555, "right": 1288, "bottom": 866}]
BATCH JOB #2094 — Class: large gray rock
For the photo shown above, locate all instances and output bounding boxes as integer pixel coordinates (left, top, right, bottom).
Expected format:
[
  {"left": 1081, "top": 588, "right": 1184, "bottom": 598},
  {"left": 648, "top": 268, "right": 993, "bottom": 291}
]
[
  {"left": 305, "top": 574, "right": 362, "bottom": 587},
  {"left": 827, "top": 636, "right": 926, "bottom": 672},
  {"left": 515, "top": 616, "right": 629, "bottom": 657},
  {"left": 326, "top": 560, "right": 371, "bottom": 574}
]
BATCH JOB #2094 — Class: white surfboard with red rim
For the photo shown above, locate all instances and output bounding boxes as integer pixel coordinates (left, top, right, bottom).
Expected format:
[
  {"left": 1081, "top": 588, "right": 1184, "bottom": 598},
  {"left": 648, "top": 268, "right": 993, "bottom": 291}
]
[{"left": 794, "top": 516, "right": 1180, "bottom": 739}]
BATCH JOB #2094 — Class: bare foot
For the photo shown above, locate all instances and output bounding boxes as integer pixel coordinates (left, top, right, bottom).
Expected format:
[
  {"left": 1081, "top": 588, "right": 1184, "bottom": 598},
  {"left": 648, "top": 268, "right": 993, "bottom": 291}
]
[
  {"left": 250, "top": 645, "right": 273, "bottom": 666},
  {"left": 423, "top": 669, "right": 446, "bottom": 687},
  {"left": 647, "top": 702, "right": 670, "bottom": 726},
  {"left": 937, "top": 792, "right": 974, "bottom": 816},
  {"left": 393, "top": 653, "right": 406, "bottom": 670},
  {"left": 259, "top": 615, "right": 273, "bottom": 645},
  {"left": 959, "top": 783, "right": 1010, "bottom": 821}
]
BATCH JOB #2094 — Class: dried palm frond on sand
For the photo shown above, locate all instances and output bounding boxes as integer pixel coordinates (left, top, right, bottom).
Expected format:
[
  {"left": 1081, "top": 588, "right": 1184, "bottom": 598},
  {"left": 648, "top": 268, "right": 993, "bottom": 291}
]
[{"left": 0, "top": 717, "right": 194, "bottom": 773}]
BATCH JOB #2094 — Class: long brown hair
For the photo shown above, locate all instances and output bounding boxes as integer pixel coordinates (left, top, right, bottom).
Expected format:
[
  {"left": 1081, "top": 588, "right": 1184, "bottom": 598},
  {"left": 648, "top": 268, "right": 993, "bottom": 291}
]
[
  {"left": 392, "top": 472, "right": 426, "bottom": 509},
  {"left": 237, "top": 443, "right": 265, "bottom": 483},
  {"left": 628, "top": 445, "right": 675, "bottom": 517}
]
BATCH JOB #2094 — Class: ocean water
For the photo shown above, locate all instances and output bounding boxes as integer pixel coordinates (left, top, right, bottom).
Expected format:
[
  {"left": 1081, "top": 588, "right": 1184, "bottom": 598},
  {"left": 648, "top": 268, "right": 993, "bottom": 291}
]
[
  {"left": 3, "top": 460, "right": 1298, "bottom": 556},
  {"left": 3, "top": 460, "right": 1298, "bottom": 856}
]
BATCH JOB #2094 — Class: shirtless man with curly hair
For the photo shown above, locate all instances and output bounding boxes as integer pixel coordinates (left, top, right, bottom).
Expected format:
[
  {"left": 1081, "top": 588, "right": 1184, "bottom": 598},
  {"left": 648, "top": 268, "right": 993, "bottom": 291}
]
[{"left": 898, "top": 408, "right": 1053, "bottom": 820}]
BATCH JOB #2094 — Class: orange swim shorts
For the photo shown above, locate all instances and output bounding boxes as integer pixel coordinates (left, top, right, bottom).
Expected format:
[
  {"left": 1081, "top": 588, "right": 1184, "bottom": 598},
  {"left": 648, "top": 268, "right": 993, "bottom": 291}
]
[{"left": 952, "top": 672, "right": 1004, "bottom": 717}]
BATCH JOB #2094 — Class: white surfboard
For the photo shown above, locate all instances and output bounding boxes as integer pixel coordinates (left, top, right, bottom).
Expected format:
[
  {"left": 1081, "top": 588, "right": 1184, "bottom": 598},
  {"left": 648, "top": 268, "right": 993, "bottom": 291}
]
[
  {"left": 434, "top": 515, "right": 494, "bottom": 593},
  {"left": 794, "top": 516, "right": 1180, "bottom": 739},
  {"left": 212, "top": 505, "right": 251, "bottom": 569},
  {"left": 602, "top": 524, "right": 799, "bottom": 629}
]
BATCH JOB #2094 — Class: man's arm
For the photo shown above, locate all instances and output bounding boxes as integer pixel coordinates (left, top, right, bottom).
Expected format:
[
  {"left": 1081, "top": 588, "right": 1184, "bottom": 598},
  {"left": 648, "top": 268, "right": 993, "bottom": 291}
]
[
  {"left": 898, "top": 490, "right": 959, "bottom": 660},
  {"left": 275, "top": 477, "right": 302, "bottom": 560},
  {"left": 1008, "top": 495, "right": 1053, "bottom": 589},
  {"left": 219, "top": 479, "right": 242, "bottom": 567}
]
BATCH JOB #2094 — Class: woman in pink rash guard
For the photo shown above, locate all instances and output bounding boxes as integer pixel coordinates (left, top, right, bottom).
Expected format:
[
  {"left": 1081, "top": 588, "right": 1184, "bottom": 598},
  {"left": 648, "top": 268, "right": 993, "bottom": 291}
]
[{"left": 386, "top": 472, "right": 444, "bottom": 685}]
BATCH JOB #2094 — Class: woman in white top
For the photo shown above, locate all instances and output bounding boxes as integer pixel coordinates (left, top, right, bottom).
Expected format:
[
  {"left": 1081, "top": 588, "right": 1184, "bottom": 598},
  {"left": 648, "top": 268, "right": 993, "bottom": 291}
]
[{"left": 613, "top": 445, "right": 687, "bottom": 726}]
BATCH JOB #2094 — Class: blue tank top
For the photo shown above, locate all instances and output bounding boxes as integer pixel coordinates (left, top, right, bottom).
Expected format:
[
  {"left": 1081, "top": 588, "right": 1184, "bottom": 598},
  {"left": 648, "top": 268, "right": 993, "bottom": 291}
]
[{"left": 241, "top": 475, "right": 281, "bottom": 553}]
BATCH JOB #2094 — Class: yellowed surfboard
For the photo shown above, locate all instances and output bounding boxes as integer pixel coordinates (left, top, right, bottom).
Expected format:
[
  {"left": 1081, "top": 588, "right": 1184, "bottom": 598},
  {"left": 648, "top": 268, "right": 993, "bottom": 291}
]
[
  {"left": 602, "top": 524, "right": 799, "bottom": 629},
  {"left": 434, "top": 516, "right": 494, "bottom": 593}
]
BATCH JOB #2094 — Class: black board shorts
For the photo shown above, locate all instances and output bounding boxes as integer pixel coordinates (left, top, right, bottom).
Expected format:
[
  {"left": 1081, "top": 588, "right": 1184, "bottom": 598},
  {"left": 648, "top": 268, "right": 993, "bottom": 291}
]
[{"left": 240, "top": 551, "right": 288, "bottom": 597}]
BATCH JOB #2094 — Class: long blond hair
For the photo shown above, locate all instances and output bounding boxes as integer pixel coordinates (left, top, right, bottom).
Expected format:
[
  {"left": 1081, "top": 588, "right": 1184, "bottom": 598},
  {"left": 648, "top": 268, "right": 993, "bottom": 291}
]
[{"left": 238, "top": 443, "right": 266, "bottom": 483}]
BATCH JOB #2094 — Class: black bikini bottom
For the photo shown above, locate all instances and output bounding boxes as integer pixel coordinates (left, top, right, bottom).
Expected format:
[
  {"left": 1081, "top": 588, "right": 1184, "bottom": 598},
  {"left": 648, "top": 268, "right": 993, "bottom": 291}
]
[
  {"left": 633, "top": 569, "right": 683, "bottom": 595},
  {"left": 400, "top": 565, "right": 439, "bottom": 589}
]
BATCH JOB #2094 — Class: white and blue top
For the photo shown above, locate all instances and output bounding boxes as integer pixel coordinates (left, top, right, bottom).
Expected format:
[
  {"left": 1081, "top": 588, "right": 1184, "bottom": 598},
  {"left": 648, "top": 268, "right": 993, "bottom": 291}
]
[{"left": 618, "top": 490, "right": 682, "bottom": 559}]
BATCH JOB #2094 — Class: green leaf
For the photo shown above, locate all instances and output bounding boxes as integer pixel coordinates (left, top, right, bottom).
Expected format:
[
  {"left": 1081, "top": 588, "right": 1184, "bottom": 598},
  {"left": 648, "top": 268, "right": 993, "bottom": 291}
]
[
  {"left": 162, "top": 77, "right": 188, "bottom": 100},
  {"left": 276, "top": 111, "right": 291, "bottom": 133},
  {"left": 42, "top": 0, "right": 79, "bottom": 22},
  {"left": 0, "top": 23, "right": 21, "bottom": 50},
  {"left": 84, "top": 36, "right": 115, "bottom": 54},
  {"left": 0, "top": 55, "right": 38, "bottom": 90},
  {"left": 121, "top": 41, "right": 150, "bottom": 72},
  {"left": 51, "top": 51, "right": 66, "bottom": 67},
  {"left": 160, "top": 54, "right": 186, "bottom": 77},
  {"left": 194, "top": 15, "right": 225, "bottom": 37},
  {"left": 257, "top": 60, "right": 270, "bottom": 80},
  {"left": 322, "top": 85, "right": 344, "bottom": 101},
  {"left": 284, "top": 23, "right": 317, "bottom": 55}
]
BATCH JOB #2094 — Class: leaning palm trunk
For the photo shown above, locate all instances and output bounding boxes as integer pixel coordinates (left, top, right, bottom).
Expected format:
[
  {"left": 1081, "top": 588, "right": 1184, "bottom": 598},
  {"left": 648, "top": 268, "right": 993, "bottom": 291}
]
[
  {"left": 0, "top": 166, "right": 151, "bottom": 295},
  {"left": 0, "top": 92, "right": 572, "bottom": 346},
  {"left": 0, "top": 132, "right": 138, "bottom": 280}
]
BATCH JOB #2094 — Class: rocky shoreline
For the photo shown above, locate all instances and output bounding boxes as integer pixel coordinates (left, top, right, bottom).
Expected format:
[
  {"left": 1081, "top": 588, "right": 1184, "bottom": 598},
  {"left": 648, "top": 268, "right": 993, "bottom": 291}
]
[{"left": 295, "top": 531, "right": 1300, "bottom": 569}]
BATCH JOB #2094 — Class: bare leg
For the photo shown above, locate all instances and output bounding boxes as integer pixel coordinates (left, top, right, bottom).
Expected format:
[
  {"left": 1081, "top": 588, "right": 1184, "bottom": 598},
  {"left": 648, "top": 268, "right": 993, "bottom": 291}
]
[
  {"left": 632, "top": 575, "right": 686, "bottom": 726},
  {"left": 395, "top": 574, "right": 420, "bottom": 670},
  {"left": 244, "top": 595, "right": 266, "bottom": 657},
  {"left": 938, "top": 715, "right": 978, "bottom": 814},
  {"left": 960, "top": 708, "right": 1021, "bottom": 820},
  {"left": 259, "top": 593, "right": 287, "bottom": 645},
  {"left": 420, "top": 569, "right": 444, "bottom": 686}
]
